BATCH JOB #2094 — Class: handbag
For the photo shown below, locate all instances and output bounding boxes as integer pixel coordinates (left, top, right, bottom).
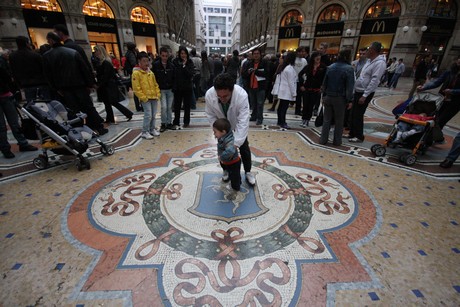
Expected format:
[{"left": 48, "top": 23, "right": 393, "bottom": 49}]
[
  {"left": 314, "top": 105, "right": 324, "bottom": 127},
  {"left": 271, "top": 74, "right": 281, "bottom": 96}
]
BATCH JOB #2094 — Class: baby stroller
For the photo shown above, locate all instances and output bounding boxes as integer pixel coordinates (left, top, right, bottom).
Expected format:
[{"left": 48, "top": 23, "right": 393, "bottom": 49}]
[
  {"left": 21, "top": 99, "right": 115, "bottom": 171},
  {"left": 371, "top": 92, "right": 444, "bottom": 166}
]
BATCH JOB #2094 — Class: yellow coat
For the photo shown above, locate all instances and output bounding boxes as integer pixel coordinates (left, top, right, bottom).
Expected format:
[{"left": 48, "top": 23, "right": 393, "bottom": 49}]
[{"left": 131, "top": 67, "right": 160, "bottom": 102}]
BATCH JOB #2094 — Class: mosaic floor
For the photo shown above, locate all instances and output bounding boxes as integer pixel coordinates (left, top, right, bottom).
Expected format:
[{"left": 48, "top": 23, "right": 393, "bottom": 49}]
[{"left": 0, "top": 78, "right": 459, "bottom": 306}]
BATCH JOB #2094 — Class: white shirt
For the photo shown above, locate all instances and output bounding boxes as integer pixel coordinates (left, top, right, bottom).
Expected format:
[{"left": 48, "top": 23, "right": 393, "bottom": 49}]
[{"left": 205, "top": 85, "right": 250, "bottom": 147}]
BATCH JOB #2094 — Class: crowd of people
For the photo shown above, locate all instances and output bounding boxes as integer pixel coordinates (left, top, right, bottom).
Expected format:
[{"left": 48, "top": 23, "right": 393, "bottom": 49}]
[{"left": 0, "top": 27, "right": 458, "bottom": 169}]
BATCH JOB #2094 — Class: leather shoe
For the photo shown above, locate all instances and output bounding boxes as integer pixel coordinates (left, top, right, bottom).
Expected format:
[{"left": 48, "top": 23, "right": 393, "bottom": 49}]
[
  {"left": 97, "top": 127, "right": 109, "bottom": 136},
  {"left": 19, "top": 144, "right": 38, "bottom": 152},
  {"left": 2, "top": 150, "right": 15, "bottom": 159},
  {"left": 439, "top": 159, "right": 454, "bottom": 168}
]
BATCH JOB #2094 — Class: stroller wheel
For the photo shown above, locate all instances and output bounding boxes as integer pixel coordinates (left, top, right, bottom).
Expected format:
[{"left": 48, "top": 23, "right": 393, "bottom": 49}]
[
  {"left": 33, "top": 156, "right": 48, "bottom": 169},
  {"left": 399, "top": 154, "right": 407, "bottom": 163},
  {"left": 404, "top": 154, "right": 417, "bottom": 166},
  {"left": 371, "top": 144, "right": 386, "bottom": 157},
  {"left": 100, "top": 145, "right": 115, "bottom": 156},
  {"left": 75, "top": 156, "right": 90, "bottom": 171}
]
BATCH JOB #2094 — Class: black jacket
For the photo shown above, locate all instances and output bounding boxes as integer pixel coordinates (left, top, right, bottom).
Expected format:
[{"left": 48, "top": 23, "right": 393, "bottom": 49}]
[
  {"left": 172, "top": 57, "right": 194, "bottom": 91},
  {"left": 63, "top": 38, "right": 93, "bottom": 73},
  {"left": 152, "top": 59, "right": 175, "bottom": 90},
  {"left": 298, "top": 63, "right": 327, "bottom": 89},
  {"left": 95, "top": 59, "right": 119, "bottom": 103},
  {"left": 42, "top": 44, "right": 95, "bottom": 90},
  {"left": 241, "top": 59, "right": 269, "bottom": 90},
  {"left": 9, "top": 48, "right": 47, "bottom": 88}
]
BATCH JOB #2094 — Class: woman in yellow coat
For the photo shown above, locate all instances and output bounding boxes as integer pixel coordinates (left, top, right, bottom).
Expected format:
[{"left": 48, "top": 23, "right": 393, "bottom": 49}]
[{"left": 131, "top": 52, "right": 161, "bottom": 139}]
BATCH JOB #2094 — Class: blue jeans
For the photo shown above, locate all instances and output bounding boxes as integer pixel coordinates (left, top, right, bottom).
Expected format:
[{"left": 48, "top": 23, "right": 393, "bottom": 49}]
[
  {"left": 447, "top": 132, "right": 460, "bottom": 162},
  {"left": 160, "top": 89, "right": 173, "bottom": 125},
  {"left": 389, "top": 73, "right": 402, "bottom": 88},
  {"left": 142, "top": 99, "right": 158, "bottom": 133},
  {"left": 248, "top": 88, "right": 265, "bottom": 123},
  {"left": 0, "top": 95, "right": 29, "bottom": 152}
]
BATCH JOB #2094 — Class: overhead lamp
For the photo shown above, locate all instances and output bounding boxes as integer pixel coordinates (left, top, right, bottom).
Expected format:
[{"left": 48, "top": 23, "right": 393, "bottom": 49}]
[
  {"left": 11, "top": 18, "right": 18, "bottom": 26},
  {"left": 260, "top": 35, "right": 264, "bottom": 41},
  {"left": 345, "top": 28, "right": 352, "bottom": 36},
  {"left": 421, "top": 25, "right": 427, "bottom": 32},
  {"left": 164, "top": 33, "right": 170, "bottom": 39},
  {"left": 77, "top": 23, "right": 83, "bottom": 30},
  {"left": 300, "top": 32, "right": 307, "bottom": 39},
  {"left": 403, "top": 26, "right": 409, "bottom": 32}
]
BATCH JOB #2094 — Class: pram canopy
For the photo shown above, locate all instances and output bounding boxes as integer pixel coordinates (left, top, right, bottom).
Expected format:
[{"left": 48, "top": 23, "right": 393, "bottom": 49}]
[{"left": 392, "top": 92, "right": 443, "bottom": 117}]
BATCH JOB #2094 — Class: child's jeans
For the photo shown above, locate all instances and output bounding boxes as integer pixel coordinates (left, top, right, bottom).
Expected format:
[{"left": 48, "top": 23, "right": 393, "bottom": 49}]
[
  {"left": 143, "top": 99, "right": 158, "bottom": 133},
  {"left": 221, "top": 160, "right": 241, "bottom": 191}
]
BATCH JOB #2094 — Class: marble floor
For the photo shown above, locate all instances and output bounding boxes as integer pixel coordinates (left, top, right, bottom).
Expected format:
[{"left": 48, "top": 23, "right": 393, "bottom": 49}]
[{"left": 0, "top": 77, "right": 459, "bottom": 306}]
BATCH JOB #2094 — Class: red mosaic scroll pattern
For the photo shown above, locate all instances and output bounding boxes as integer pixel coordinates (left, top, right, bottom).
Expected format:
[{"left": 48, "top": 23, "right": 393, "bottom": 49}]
[
  {"left": 211, "top": 228, "right": 244, "bottom": 260},
  {"left": 173, "top": 258, "right": 291, "bottom": 306},
  {"left": 99, "top": 173, "right": 156, "bottom": 216},
  {"left": 135, "top": 226, "right": 178, "bottom": 260},
  {"left": 281, "top": 224, "right": 326, "bottom": 254}
]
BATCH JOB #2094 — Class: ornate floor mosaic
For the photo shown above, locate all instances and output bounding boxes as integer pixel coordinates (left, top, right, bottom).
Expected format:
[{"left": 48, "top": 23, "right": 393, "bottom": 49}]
[{"left": 66, "top": 145, "right": 378, "bottom": 306}]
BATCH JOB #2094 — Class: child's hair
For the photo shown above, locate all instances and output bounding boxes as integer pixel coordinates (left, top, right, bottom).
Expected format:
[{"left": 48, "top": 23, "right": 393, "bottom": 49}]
[
  {"left": 137, "top": 51, "right": 149, "bottom": 61},
  {"left": 213, "top": 118, "right": 231, "bottom": 133}
]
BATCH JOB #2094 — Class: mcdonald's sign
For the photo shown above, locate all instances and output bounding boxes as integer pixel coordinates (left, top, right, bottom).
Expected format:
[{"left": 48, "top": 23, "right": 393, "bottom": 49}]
[
  {"left": 279, "top": 26, "right": 301, "bottom": 39},
  {"left": 361, "top": 18, "right": 398, "bottom": 35}
]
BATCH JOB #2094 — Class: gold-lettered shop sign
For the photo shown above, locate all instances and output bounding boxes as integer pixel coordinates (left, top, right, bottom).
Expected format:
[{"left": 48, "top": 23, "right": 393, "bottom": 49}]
[{"left": 278, "top": 26, "right": 301, "bottom": 39}]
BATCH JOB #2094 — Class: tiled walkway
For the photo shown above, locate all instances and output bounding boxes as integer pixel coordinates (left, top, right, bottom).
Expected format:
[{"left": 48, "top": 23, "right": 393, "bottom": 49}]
[{"left": 0, "top": 77, "right": 459, "bottom": 306}]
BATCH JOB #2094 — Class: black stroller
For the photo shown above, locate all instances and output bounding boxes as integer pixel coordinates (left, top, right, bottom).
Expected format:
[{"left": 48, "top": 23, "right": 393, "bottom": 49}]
[
  {"left": 371, "top": 92, "right": 444, "bottom": 166},
  {"left": 21, "top": 99, "right": 115, "bottom": 171}
]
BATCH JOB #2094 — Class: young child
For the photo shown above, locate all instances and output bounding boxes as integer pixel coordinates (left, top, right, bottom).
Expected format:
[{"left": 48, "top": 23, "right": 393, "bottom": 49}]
[
  {"left": 131, "top": 51, "right": 161, "bottom": 139},
  {"left": 213, "top": 118, "right": 241, "bottom": 192},
  {"left": 394, "top": 112, "right": 434, "bottom": 143}
]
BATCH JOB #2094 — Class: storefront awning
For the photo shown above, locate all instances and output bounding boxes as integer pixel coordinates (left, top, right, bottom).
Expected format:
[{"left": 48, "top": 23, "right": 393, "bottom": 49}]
[{"left": 240, "top": 42, "right": 267, "bottom": 55}]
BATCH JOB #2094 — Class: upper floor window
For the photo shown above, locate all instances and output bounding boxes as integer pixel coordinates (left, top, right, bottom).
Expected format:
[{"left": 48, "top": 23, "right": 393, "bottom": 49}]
[
  {"left": 281, "top": 10, "right": 303, "bottom": 26},
  {"left": 130, "top": 6, "right": 155, "bottom": 24},
  {"left": 429, "top": 0, "right": 457, "bottom": 18},
  {"left": 82, "top": 0, "right": 114, "bottom": 18},
  {"left": 20, "top": 0, "right": 62, "bottom": 11},
  {"left": 318, "top": 4, "right": 346, "bottom": 23},
  {"left": 364, "top": 0, "right": 401, "bottom": 18}
]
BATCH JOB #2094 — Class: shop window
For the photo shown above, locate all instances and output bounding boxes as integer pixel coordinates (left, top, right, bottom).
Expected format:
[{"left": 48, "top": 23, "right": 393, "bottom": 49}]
[
  {"left": 318, "top": 4, "right": 346, "bottom": 23},
  {"left": 364, "top": 0, "right": 401, "bottom": 18},
  {"left": 82, "top": 0, "right": 114, "bottom": 18},
  {"left": 20, "top": 0, "right": 62, "bottom": 11},
  {"left": 281, "top": 10, "right": 303, "bottom": 26},
  {"left": 131, "top": 6, "right": 155, "bottom": 24},
  {"left": 429, "top": 0, "right": 457, "bottom": 18}
]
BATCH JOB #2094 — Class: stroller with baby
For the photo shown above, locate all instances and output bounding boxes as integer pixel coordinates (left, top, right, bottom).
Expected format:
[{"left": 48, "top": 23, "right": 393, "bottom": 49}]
[
  {"left": 370, "top": 92, "right": 444, "bottom": 166},
  {"left": 20, "top": 99, "right": 115, "bottom": 171}
]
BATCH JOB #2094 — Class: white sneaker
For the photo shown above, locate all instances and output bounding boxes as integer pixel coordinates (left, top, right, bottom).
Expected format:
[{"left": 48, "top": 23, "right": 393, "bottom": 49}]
[
  {"left": 245, "top": 172, "right": 256, "bottom": 186},
  {"left": 222, "top": 170, "right": 229, "bottom": 182},
  {"left": 141, "top": 132, "right": 154, "bottom": 139},
  {"left": 150, "top": 129, "right": 160, "bottom": 136}
]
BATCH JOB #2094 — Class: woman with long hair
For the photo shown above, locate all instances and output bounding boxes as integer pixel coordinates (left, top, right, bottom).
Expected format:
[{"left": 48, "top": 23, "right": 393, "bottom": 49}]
[
  {"left": 172, "top": 46, "right": 195, "bottom": 128},
  {"left": 298, "top": 51, "right": 327, "bottom": 127},
  {"left": 276, "top": 51, "right": 297, "bottom": 129},
  {"left": 93, "top": 45, "right": 133, "bottom": 124}
]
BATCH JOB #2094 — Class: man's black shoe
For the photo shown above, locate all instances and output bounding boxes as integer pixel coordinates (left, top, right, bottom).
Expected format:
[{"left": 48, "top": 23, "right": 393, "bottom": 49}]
[
  {"left": 19, "top": 144, "right": 38, "bottom": 152},
  {"left": 440, "top": 159, "right": 454, "bottom": 168},
  {"left": 2, "top": 150, "right": 15, "bottom": 159}
]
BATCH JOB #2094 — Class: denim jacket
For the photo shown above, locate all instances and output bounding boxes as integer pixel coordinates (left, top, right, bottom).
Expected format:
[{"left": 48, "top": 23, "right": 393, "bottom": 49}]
[{"left": 322, "top": 61, "right": 355, "bottom": 102}]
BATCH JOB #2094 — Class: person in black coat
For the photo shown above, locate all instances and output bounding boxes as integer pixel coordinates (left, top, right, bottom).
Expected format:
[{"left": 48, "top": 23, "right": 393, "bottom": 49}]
[
  {"left": 42, "top": 32, "right": 107, "bottom": 135},
  {"left": 93, "top": 45, "right": 133, "bottom": 124},
  {"left": 172, "top": 46, "right": 195, "bottom": 128}
]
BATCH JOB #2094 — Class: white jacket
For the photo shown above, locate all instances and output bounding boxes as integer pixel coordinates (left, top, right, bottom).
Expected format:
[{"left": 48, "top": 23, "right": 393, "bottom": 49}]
[
  {"left": 277, "top": 65, "right": 297, "bottom": 102},
  {"left": 205, "top": 85, "right": 250, "bottom": 147}
]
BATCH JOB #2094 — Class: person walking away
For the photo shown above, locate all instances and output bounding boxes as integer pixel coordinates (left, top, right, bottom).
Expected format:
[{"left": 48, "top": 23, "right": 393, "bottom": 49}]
[
  {"left": 276, "top": 51, "right": 297, "bottom": 129},
  {"left": 205, "top": 73, "right": 256, "bottom": 186},
  {"left": 153, "top": 47, "right": 175, "bottom": 132},
  {"left": 268, "top": 55, "right": 284, "bottom": 112},
  {"left": 347, "top": 42, "right": 386, "bottom": 143},
  {"left": 93, "top": 45, "right": 133, "bottom": 124},
  {"left": 408, "top": 54, "right": 431, "bottom": 99},
  {"left": 241, "top": 47, "right": 268, "bottom": 125},
  {"left": 226, "top": 50, "right": 241, "bottom": 82},
  {"left": 320, "top": 49, "right": 355, "bottom": 146},
  {"left": 0, "top": 65, "right": 38, "bottom": 158},
  {"left": 200, "top": 50, "right": 212, "bottom": 95},
  {"left": 298, "top": 51, "right": 327, "bottom": 127},
  {"left": 213, "top": 118, "right": 241, "bottom": 192},
  {"left": 172, "top": 46, "right": 195, "bottom": 128},
  {"left": 124, "top": 42, "right": 143, "bottom": 112},
  {"left": 131, "top": 52, "right": 161, "bottom": 139},
  {"left": 388, "top": 58, "right": 405, "bottom": 89},
  {"left": 385, "top": 58, "right": 397, "bottom": 87}
]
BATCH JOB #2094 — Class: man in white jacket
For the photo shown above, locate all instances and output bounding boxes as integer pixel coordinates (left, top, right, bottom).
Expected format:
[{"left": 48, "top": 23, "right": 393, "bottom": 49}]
[
  {"left": 205, "top": 73, "right": 256, "bottom": 186},
  {"left": 347, "top": 41, "right": 387, "bottom": 142}
]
